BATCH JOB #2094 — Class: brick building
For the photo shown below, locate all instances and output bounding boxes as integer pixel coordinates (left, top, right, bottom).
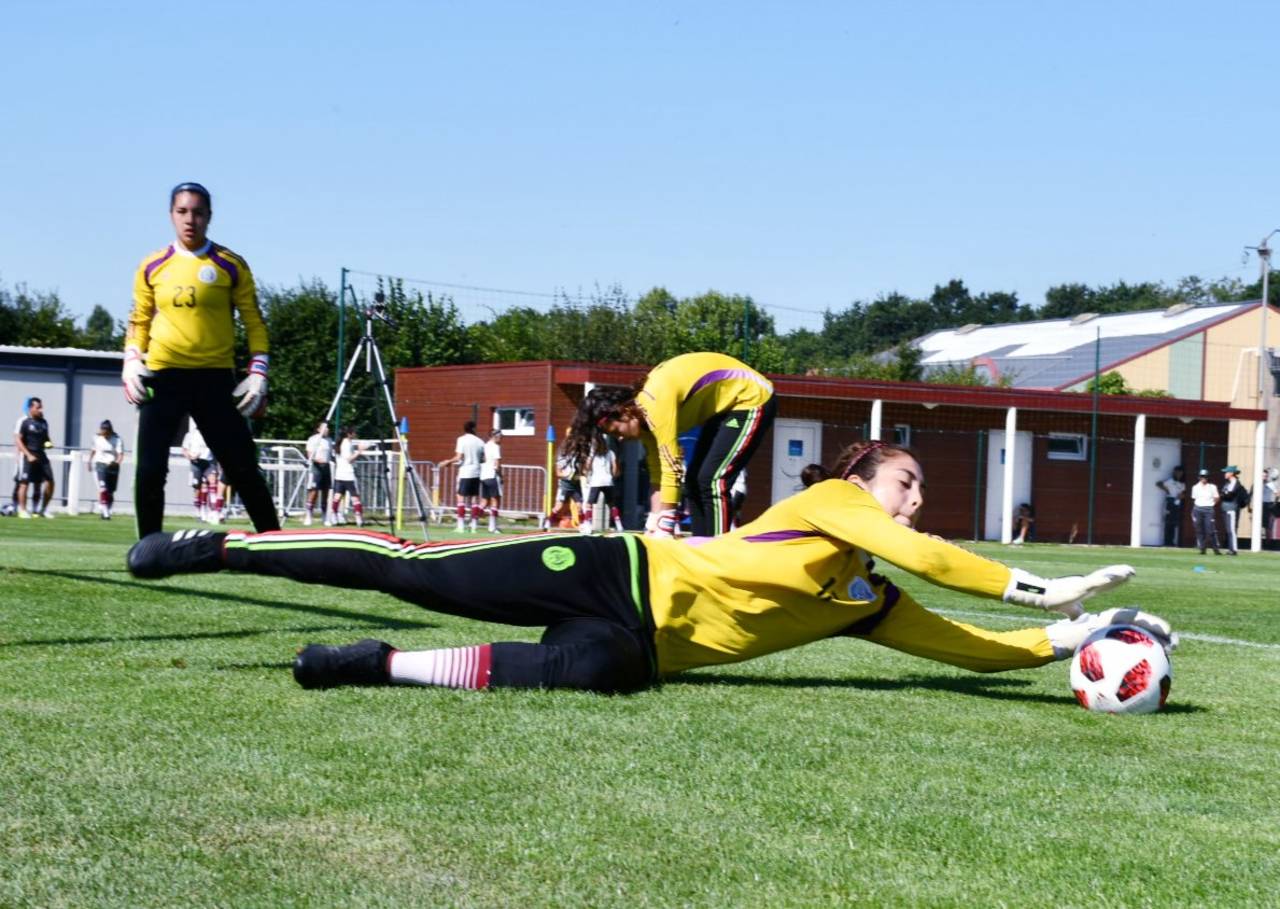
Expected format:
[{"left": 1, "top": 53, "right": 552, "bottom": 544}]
[{"left": 395, "top": 361, "right": 1266, "bottom": 546}]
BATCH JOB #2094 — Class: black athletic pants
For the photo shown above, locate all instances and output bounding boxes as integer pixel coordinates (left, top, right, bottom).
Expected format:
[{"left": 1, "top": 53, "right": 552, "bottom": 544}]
[
  {"left": 684, "top": 396, "right": 776, "bottom": 536},
  {"left": 1192, "top": 505, "right": 1220, "bottom": 553},
  {"left": 135, "top": 369, "right": 280, "bottom": 538},
  {"left": 224, "top": 531, "right": 658, "bottom": 693}
]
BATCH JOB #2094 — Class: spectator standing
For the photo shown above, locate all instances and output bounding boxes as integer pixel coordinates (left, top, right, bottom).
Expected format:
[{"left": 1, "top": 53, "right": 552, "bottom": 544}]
[
  {"left": 14, "top": 397, "right": 55, "bottom": 519},
  {"left": 479, "top": 429, "right": 503, "bottom": 534},
  {"left": 1190, "top": 469, "right": 1222, "bottom": 555},
  {"left": 1262, "top": 467, "right": 1278, "bottom": 541},
  {"left": 1219, "top": 466, "right": 1248, "bottom": 556},
  {"left": 330, "top": 427, "right": 364, "bottom": 526},
  {"left": 304, "top": 420, "right": 334, "bottom": 526},
  {"left": 581, "top": 440, "right": 623, "bottom": 534},
  {"left": 123, "top": 181, "right": 279, "bottom": 538},
  {"left": 182, "top": 422, "right": 218, "bottom": 522},
  {"left": 89, "top": 419, "right": 125, "bottom": 519},
  {"left": 1155, "top": 465, "right": 1187, "bottom": 547},
  {"left": 545, "top": 440, "right": 585, "bottom": 530},
  {"left": 439, "top": 421, "right": 485, "bottom": 533}
]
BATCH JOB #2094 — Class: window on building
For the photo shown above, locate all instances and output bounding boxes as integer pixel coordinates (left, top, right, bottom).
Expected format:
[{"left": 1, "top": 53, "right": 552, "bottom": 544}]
[
  {"left": 1046, "top": 432, "right": 1088, "bottom": 461},
  {"left": 892, "top": 424, "right": 911, "bottom": 447},
  {"left": 494, "top": 406, "right": 536, "bottom": 436}
]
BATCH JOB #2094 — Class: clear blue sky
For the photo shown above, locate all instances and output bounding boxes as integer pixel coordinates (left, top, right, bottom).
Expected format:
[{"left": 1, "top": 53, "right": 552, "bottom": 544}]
[{"left": 3, "top": 1, "right": 1277, "bottom": 334}]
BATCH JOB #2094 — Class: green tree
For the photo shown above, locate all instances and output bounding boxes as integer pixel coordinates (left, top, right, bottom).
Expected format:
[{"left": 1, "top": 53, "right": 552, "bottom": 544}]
[
  {"left": 0, "top": 283, "right": 78, "bottom": 347},
  {"left": 1040, "top": 283, "right": 1095, "bottom": 319},
  {"left": 1086, "top": 371, "right": 1131, "bottom": 395},
  {"left": 78, "top": 304, "right": 123, "bottom": 350},
  {"left": 255, "top": 281, "right": 343, "bottom": 439}
]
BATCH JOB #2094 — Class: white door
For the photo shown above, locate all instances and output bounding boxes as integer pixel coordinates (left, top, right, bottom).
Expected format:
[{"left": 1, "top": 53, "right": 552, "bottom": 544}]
[
  {"left": 1141, "top": 438, "right": 1181, "bottom": 546},
  {"left": 771, "top": 419, "right": 823, "bottom": 504},
  {"left": 984, "top": 430, "right": 1033, "bottom": 540}
]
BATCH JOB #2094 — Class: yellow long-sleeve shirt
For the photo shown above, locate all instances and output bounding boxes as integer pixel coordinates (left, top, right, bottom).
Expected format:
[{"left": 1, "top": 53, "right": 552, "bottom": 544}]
[
  {"left": 633, "top": 352, "right": 774, "bottom": 503},
  {"left": 127, "top": 241, "right": 269, "bottom": 370},
  {"left": 641, "top": 479, "right": 1055, "bottom": 675}
]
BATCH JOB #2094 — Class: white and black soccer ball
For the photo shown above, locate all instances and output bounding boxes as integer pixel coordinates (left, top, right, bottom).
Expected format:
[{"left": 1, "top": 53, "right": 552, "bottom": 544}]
[
  {"left": 0, "top": 503, "right": 14, "bottom": 517},
  {"left": 1069, "top": 624, "right": 1172, "bottom": 714}
]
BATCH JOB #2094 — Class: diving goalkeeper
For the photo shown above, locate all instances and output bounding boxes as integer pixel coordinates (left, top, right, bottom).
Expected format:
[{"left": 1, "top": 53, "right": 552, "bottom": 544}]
[{"left": 127, "top": 440, "right": 1176, "bottom": 694}]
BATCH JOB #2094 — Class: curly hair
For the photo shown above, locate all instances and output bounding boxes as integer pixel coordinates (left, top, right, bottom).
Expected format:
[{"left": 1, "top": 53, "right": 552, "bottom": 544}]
[
  {"left": 563, "top": 384, "right": 642, "bottom": 475},
  {"left": 831, "top": 440, "right": 916, "bottom": 483}
]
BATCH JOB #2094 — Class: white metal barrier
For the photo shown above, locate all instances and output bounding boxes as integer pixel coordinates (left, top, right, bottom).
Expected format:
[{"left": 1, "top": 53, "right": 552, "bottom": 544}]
[
  {"left": 420, "top": 461, "right": 548, "bottom": 521},
  {"left": 1, "top": 443, "right": 549, "bottom": 524}
]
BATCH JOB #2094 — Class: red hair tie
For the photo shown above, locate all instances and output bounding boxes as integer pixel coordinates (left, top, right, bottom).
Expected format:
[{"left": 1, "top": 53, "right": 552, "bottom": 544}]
[{"left": 841, "top": 440, "right": 885, "bottom": 480}]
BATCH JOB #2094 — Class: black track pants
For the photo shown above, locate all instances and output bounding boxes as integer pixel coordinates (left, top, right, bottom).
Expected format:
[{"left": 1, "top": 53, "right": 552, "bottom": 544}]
[
  {"left": 134, "top": 368, "right": 280, "bottom": 538},
  {"left": 684, "top": 396, "right": 776, "bottom": 536},
  {"left": 224, "top": 530, "right": 658, "bottom": 692}
]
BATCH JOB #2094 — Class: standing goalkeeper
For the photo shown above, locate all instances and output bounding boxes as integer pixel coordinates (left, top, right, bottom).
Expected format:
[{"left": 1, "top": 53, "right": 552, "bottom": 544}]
[{"left": 123, "top": 181, "right": 279, "bottom": 538}]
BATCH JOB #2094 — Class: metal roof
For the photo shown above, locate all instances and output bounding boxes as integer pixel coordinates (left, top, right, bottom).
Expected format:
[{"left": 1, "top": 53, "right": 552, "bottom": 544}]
[{"left": 915, "top": 301, "right": 1260, "bottom": 389}]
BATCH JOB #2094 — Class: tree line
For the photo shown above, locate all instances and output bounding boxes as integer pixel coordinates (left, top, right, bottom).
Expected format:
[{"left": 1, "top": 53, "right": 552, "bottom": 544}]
[{"left": 1, "top": 271, "right": 1270, "bottom": 439}]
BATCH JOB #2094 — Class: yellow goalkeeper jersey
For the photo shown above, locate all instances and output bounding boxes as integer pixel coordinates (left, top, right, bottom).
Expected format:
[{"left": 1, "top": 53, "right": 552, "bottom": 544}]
[
  {"left": 127, "top": 241, "right": 269, "bottom": 370},
  {"left": 642, "top": 479, "right": 1055, "bottom": 675},
  {"left": 634, "top": 352, "right": 774, "bottom": 502}
]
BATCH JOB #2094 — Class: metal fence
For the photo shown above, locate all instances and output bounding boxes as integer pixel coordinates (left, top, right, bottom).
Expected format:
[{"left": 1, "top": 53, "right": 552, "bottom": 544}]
[{"left": 0, "top": 441, "right": 548, "bottom": 524}]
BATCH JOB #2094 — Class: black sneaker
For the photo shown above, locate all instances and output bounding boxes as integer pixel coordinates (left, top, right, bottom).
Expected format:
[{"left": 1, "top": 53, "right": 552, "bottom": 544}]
[
  {"left": 292, "top": 639, "right": 395, "bottom": 689},
  {"left": 127, "top": 530, "right": 227, "bottom": 579}
]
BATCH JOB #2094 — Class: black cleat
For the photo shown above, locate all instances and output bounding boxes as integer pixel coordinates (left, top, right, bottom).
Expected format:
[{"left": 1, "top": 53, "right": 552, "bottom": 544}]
[
  {"left": 127, "top": 530, "right": 227, "bottom": 579},
  {"left": 293, "top": 639, "right": 395, "bottom": 690}
]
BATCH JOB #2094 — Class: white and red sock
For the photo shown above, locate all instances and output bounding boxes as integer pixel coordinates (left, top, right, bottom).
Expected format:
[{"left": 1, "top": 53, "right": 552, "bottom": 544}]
[{"left": 389, "top": 644, "right": 492, "bottom": 689}]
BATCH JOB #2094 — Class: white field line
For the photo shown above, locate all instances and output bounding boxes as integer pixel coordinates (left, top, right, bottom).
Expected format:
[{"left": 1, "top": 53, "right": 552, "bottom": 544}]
[{"left": 936, "top": 609, "right": 1280, "bottom": 651}]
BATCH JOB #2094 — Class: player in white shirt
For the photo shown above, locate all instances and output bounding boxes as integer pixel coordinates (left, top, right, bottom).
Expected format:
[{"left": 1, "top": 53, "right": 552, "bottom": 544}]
[
  {"left": 330, "top": 426, "right": 365, "bottom": 526},
  {"left": 439, "top": 421, "right": 486, "bottom": 532},
  {"left": 1263, "top": 467, "right": 1278, "bottom": 541},
  {"left": 181, "top": 422, "right": 218, "bottom": 522},
  {"left": 88, "top": 420, "right": 125, "bottom": 519},
  {"left": 479, "top": 429, "right": 503, "bottom": 533},
  {"left": 303, "top": 420, "right": 334, "bottom": 526},
  {"left": 1189, "top": 468, "right": 1221, "bottom": 555},
  {"left": 581, "top": 441, "right": 623, "bottom": 534}
]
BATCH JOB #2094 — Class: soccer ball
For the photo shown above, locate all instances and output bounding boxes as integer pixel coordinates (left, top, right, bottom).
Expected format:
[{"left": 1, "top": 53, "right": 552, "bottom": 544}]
[{"left": 1069, "top": 624, "right": 1172, "bottom": 714}]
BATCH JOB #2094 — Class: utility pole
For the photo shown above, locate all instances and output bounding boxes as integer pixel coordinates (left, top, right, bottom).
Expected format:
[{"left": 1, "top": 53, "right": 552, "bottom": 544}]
[
  {"left": 1245, "top": 231, "right": 1279, "bottom": 552},
  {"left": 1245, "top": 232, "right": 1278, "bottom": 401}
]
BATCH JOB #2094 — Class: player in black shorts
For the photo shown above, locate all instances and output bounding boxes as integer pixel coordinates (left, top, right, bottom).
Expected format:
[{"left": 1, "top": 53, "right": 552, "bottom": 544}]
[{"left": 14, "top": 397, "right": 55, "bottom": 519}]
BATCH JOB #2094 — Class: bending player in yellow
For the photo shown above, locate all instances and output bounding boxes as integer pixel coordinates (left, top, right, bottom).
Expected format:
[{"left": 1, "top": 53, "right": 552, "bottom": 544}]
[
  {"left": 564, "top": 351, "right": 776, "bottom": 537},
  {"left": 127, "top": 440, "right": 1176, "bottom": 694}
]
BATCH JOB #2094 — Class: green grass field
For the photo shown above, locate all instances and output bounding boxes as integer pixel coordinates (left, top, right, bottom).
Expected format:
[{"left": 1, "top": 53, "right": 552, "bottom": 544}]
[{"left": 2, "top": 517, "right": 1278, "bottom": 908}]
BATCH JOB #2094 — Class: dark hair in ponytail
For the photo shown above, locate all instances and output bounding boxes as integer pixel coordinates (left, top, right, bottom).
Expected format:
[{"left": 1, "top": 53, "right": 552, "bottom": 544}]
[
  {"left": 564, "top": 385, "right": 639, "bottom": 475},
  {"left": 799, "top": 464, "right": 832, "bottom": 487}
]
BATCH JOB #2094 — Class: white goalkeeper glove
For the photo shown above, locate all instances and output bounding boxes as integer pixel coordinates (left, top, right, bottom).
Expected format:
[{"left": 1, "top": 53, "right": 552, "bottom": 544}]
[
  {"left": 645, "top": 508, "right": 682, "bottom": 539},
  {"left": 1002, "top": 564, "right": 1136, "bottom": 617},
  {"left": 233, "top": 354, "right": 269, "bottom": 417},
  {"left": 122, "top": 346, "right": 152, "bottom": 405},
  {"left": 1044, "top": 606, "right": 1178, "bottom": 660}
]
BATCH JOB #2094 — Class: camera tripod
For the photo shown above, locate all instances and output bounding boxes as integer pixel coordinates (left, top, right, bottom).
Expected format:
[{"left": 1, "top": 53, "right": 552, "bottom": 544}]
[{"left": 324, "top": 293, "right": 432, "bottom": 538}]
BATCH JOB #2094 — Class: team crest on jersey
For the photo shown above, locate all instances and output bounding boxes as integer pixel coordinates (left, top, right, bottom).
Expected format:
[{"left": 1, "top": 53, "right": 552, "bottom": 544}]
[
  {"left": 197, "top": 265, "right": 218, "bottom": 284},
  {"left": 541, "top": 545, "right": 576, "bottom": 572},
  {"left": 847, "top": 576, "right": 875, "bottom": 602}
]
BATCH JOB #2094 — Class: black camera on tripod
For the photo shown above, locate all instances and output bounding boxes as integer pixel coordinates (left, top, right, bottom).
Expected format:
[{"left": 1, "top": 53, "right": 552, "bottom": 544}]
[{"left": 364, "top": 291, "right": 398, "bottom": 328}]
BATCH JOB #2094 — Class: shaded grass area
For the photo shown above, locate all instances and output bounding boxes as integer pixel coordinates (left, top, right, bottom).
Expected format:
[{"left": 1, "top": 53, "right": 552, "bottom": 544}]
[{"left": 2, "top": 518, "right": 1278, "bottom": 907}]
